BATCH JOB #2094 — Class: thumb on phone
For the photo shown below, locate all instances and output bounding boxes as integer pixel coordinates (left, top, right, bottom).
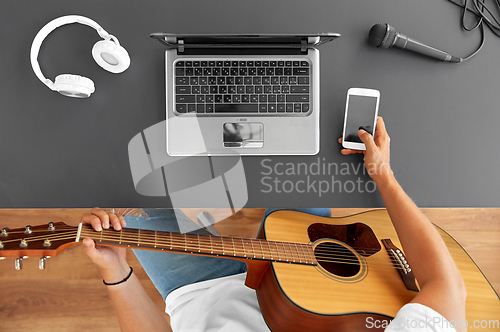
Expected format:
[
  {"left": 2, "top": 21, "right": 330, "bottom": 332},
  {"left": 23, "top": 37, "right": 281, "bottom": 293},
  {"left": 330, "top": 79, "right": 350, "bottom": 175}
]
[{"left": 358, "top": 129, "right": 376, "bottom": 151}]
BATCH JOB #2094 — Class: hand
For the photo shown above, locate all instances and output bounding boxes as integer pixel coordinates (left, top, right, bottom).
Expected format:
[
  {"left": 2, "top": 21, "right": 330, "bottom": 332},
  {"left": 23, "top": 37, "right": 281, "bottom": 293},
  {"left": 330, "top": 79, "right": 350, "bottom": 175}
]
[
  {"left": 81, "top": 208, "right": 130, "bottom": 283},
  {"left": 338, "top": 116, "right": 393, "bottom": 185}
]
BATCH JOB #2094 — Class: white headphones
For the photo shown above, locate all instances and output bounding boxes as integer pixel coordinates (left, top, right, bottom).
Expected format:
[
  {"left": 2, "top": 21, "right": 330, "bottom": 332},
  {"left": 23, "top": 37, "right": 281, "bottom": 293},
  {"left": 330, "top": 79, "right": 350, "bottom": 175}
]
[{"left": 30, "top": 15, "right": 130, "bottom": 98}]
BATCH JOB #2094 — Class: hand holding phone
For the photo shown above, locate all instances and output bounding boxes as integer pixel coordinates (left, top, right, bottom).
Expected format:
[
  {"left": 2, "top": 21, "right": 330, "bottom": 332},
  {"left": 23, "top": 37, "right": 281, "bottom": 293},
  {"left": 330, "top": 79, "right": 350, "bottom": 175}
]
[
  {"left": 339, "top": 116, "right": 393, "bottom": 186},
  {"left": 342, "top": 88, "right": 380, "bottom": 150}
]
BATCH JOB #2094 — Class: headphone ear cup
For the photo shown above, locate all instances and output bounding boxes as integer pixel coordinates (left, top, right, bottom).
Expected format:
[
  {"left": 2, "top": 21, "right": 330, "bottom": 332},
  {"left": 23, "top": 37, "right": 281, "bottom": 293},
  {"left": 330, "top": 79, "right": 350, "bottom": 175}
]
[
  {"left": 92, "top": 40, "right": 130, "bottom": 73},
  {"left": 54, "top": 74, "right": 95, "bottom": 98}
]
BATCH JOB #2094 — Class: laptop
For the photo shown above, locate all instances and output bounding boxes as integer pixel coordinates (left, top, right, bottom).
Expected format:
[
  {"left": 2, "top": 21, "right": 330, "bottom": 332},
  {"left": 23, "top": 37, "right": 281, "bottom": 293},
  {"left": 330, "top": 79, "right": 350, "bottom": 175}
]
[{"left": 150, "top": 33, "right": 340, "bottom": 156}]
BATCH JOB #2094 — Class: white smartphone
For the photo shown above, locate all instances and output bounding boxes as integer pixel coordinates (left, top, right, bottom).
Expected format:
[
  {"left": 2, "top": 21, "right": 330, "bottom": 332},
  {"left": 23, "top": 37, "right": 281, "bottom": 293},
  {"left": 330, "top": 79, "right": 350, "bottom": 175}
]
[{"left": 342, "top": 88, "right": 380, "bottom": 150}]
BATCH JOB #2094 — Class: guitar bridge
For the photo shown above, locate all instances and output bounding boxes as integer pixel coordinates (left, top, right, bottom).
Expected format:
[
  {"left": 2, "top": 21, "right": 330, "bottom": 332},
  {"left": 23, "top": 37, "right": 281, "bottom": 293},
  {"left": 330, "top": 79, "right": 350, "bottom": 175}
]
[{"left": 381, "top": 239, "right": 419, "bottom": 292}]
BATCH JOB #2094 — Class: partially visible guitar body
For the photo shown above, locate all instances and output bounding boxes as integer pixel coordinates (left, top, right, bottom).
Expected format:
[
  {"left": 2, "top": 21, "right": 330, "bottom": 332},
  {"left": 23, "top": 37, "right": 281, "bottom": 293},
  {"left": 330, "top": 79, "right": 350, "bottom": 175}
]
[
  {"left": 1, "top": 210, "right": 498, "bottom": 331},
  {"left": 255, "top": 210, "right": 500, "bottom": 331}
]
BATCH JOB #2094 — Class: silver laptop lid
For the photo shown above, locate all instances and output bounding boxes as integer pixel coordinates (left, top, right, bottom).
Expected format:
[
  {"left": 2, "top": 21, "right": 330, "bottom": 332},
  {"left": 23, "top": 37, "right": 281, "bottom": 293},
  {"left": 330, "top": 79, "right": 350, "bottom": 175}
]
[{"left": 150, "top": 33, "right": 340, "bottom": 54}]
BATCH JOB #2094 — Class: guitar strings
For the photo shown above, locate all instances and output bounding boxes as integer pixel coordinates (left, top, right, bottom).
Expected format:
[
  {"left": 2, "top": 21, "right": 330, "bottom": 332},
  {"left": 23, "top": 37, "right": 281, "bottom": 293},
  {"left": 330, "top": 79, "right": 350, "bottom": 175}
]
[
  {"left": 6, "top": 224, "right": 388, "bottom": 255},
  {"left": 0, "top": 230, "right": 78, "bottom": 244},
  {"left": 79, "top": 230, "right": 315, "bottom": 261},
  {"left": 75, "top": 229, "right": 407, "bottom": 269},
  {"left": 11, "top": 227, "right": 394, "bottom": 269},
  {"left": 3, "top": 234, "right": 405, "bottom": 271},
  {"left": 52, "top": 234, "right": 407, "bottom": 270},
  {"left": 4, "top": 226, "right": 79, "bottom": 235},
  {"left": 78, "top": 228, "right": 401, "bottom": 263},
  {"left": 75, "top": 235, "right": 403, "bottom": 270},
  {"left": 2, "top": 226, "right": 406, "bottom": 270},
  {"left": 78, "top": 229, "right": 345, "bottom": 260},
  {"left": 82, "top": 230, "right": 386, "bottom": 261},
  {"left": 80, "top": 226, "right": 387, "bottom": 254}
]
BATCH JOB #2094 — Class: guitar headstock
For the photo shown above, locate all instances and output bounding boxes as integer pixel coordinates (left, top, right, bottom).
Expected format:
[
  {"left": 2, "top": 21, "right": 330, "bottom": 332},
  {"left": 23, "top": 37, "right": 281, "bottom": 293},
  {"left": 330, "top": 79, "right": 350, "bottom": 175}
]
[{"left": 0, "top": 222, "right": 79, "bottom": 270}]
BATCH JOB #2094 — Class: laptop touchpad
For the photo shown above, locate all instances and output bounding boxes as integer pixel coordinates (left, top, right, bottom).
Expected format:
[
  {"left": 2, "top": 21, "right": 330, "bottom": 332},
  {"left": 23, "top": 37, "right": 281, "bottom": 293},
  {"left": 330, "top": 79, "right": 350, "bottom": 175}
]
[{"left": 223, "top": 122, "right": 264, "bottom": 148}]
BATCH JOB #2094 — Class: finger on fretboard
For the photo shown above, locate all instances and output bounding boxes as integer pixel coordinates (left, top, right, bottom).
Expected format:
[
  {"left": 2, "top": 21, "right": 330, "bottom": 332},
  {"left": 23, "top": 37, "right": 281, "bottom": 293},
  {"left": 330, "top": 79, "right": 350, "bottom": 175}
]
[{"left": 107, "top": 208, "right": 149, "bottom": 218}]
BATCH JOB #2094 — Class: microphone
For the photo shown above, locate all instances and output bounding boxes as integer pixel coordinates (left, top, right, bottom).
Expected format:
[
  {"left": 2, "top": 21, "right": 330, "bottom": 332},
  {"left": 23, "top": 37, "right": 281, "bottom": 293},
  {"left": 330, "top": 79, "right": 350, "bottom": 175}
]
[{"left": 368, "top": 23, "right": 461, "bottom": 63}]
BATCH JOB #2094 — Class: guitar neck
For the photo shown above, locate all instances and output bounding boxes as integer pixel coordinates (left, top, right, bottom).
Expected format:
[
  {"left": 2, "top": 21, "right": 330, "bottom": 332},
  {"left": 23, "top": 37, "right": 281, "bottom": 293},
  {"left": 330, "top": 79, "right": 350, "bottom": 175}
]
[{"left": 76, "top": 223, "right": 317, "bottom": 266}]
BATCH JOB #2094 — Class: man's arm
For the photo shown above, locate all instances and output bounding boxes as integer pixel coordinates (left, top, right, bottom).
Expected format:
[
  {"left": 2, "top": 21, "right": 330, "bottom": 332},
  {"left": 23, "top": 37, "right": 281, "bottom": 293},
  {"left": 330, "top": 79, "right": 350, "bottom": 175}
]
[
  {"left": 340, "top": 117, "right": 467, "bottom": 331},
  {"left": 81, "top": 208, "right": 172, "bottom": 332}
]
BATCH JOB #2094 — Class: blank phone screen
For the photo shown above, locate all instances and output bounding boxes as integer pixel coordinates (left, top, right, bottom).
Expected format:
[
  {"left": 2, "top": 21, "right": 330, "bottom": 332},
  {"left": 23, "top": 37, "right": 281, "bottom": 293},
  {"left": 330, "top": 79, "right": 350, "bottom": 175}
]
[{"left": 344, "top": 95, "right": 378, "bottom": 143}]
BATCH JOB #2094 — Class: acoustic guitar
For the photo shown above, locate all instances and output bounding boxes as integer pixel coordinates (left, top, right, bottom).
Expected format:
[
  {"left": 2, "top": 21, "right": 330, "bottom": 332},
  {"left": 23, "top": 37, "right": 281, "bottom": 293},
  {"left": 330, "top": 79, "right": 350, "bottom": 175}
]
[{"left": 0, "top": 210, "right": 498, "bottom": 331}]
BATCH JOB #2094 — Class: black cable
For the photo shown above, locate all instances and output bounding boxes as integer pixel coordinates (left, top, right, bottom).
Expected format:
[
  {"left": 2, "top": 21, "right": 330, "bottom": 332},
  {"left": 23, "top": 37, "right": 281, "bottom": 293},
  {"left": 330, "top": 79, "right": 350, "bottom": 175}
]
[{"left": 445, "top": 0, "right": 500, "bottom": 61}]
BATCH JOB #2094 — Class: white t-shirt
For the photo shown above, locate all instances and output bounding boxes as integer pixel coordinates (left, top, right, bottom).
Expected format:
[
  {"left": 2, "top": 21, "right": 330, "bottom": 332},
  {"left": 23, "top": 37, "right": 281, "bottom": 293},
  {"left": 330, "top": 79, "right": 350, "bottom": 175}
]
[{"left": 165, "top": 273, "right": 457, "bottom": 332}]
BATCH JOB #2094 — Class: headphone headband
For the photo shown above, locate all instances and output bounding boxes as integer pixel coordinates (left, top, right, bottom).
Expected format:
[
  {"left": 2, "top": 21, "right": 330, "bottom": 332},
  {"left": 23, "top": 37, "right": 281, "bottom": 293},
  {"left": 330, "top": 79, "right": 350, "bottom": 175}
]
[{"left": 30, "top": 15, "right": 119, "bottom": 90}]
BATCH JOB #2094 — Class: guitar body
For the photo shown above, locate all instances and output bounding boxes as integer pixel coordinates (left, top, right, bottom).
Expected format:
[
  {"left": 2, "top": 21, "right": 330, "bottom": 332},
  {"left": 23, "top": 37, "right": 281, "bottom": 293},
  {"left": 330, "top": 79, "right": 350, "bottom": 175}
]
[{"left": 255, "top": 210, "right": 500, "bottom": 331}]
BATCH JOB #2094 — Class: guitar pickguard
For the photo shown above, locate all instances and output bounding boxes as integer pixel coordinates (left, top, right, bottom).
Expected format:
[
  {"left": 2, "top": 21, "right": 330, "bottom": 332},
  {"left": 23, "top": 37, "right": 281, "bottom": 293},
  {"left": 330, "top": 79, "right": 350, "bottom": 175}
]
[{"left": 307, "top": 222, "right": 381, "bottom": 257}]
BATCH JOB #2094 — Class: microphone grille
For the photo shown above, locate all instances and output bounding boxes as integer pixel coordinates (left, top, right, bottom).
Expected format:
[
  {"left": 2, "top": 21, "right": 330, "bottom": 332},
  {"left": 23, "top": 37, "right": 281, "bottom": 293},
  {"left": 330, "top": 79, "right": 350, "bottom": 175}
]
[{"left": 369, "top": 23, "right": 396, "bottom": 48}]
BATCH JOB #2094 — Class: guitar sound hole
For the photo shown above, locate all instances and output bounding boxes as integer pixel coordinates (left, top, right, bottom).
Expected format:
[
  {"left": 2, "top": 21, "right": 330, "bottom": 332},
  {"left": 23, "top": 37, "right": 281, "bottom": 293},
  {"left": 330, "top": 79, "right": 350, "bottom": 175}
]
[{"left": 314, "top": 242, "right": 360, "bottom": 277}]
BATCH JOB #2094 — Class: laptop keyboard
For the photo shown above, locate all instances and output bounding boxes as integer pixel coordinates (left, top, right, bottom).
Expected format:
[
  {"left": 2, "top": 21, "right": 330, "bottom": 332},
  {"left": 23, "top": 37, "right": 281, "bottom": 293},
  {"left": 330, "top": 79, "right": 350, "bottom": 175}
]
[{"left": 174, "top": 59, "right": 311, "bottom": 115}]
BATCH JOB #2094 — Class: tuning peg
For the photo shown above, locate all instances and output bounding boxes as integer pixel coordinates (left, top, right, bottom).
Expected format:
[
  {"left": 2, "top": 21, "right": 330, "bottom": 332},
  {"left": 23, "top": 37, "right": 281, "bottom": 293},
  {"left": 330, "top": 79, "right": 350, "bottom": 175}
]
[
  {"left": 15, "top": 257, "right": 23, "bottom": 270},
  {"left": 0, "top": 228, "right": 8, "bottom": 237},
  {"left": 24, "top": 225, "right": 32, "bottom": 234},
  {"left": 0, "top": 240, "right": 4, "bottom": 249},
  {"left": 47, "top": 222, "right": 55, "bottom": 231},
  {"left": 39, "top": 257, "right": 47, "bottom": 270}
]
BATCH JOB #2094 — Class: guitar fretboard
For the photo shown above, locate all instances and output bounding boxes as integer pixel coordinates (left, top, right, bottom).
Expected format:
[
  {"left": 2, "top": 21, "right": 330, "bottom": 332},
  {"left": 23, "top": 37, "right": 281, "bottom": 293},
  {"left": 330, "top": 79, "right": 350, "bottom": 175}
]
[{"left": 77, "top": 223, "right": 317, "bottom": 265}]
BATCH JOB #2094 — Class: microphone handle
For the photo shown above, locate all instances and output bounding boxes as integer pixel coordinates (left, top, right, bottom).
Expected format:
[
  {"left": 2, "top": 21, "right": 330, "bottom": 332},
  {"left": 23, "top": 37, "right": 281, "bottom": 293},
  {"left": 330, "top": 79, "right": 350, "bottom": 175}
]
[{"left": 393, "top": 33, "right": 461, "bottom": 63}]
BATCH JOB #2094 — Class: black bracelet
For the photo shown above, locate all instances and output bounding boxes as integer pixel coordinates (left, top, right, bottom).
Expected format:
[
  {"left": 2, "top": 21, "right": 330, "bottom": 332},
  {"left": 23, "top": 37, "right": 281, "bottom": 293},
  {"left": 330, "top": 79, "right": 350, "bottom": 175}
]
[{"left": 103, "top": 266, "right": 133, "bottom": 286}]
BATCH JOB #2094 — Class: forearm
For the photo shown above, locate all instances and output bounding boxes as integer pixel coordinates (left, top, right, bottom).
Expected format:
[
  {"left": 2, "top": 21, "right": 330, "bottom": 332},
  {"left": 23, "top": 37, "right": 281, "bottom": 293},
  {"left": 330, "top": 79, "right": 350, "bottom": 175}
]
[
  {"left": 341, "top": 119, "right": 466, "bottom": 328},
  {"left": 376, "top": 174, "right": 466, "bottom": 328},
  {"left": 104, "top": 271, "right": 172, "bottom": 332},
  {"left": 81, "top": 211, "right": 173, "bottom": 332},
  {"left": 376, "top": 174, "right": 463, "bottom": 288}
]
